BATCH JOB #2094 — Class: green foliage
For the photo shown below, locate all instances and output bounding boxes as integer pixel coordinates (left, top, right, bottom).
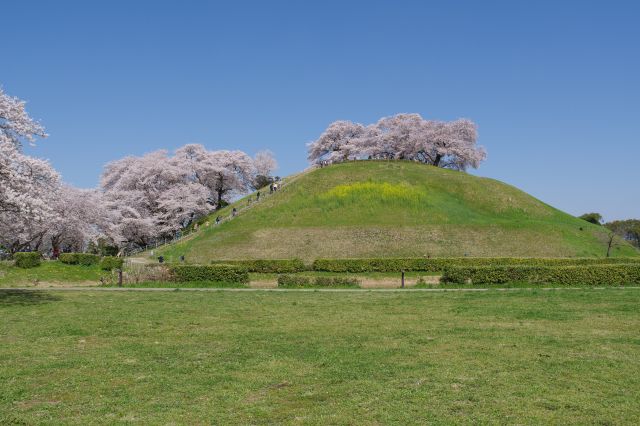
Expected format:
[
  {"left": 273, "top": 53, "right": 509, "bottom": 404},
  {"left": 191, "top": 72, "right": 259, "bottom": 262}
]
[
  {"left": 441, "top": 264, "right": 640, "bottom": 285},
  {"left": 579, "top": 212, "right": 603, "bottom": 225},
  {"left": 606, "top": 219, "right": 640, "bottom": 248},
  {"left": 254, "top": 174, "right": 274, "bottom": 189},
  {"left": 170, "top": 264, "right": 249, "bottom": 283},
  {"left": 313, "top": 257, "right": 640, "bottom": 273},
  {"left": 210, "top": 258, "right": 306, "bottom": 273},
  {"left": 58, "top": 253, "right": 100, "bottom": 266},
  {"left": 13, "top": 252, "right": 41, "bottom": 268},
  {"left": 87, "top": 238, "right": 119, "bottom": 256},
  {"left": 277, "top": 274, "right": 360, "bottom": 287},
  {"left": 99, "top": 256, "right": 124, "bottom": 271}
]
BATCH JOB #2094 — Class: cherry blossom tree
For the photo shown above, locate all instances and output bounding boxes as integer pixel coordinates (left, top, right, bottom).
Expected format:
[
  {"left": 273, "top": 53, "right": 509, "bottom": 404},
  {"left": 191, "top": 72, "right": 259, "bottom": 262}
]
[
  {"left": 254, "top": 150, "right": 278, "bottom": 178},
  {"left": 307, "top": 120, "right": 366, "bottom": 164},
  {"left": 100, "top": 150, "right": 204, "bottom": 247},
  {"left": 46, "top": 186, "right": 104, "bottom": 257},
  {"left": 1, "top": 88, "right": 60, "bottom": 253},
  {"left": 0, "top": 88, "right": 47, "bottom": 149},
  {"left": 0, "top": 142, "right": 60, "bottom": 253},
  {"left": 253, "top": 150, "right": 278, "bottom": 188},
  {"left": 173, "top": 145, "right": 256, "bottom": 209},
  {"left": 308, "top": 114, "right": 486, "bottom": 171}
]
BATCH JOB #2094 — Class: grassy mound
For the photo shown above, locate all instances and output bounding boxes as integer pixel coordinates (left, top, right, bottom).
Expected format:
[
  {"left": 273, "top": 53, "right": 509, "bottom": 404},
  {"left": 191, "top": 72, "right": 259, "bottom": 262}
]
[{"left": 157, "top": 161, "right": 639, "bottom": 262}]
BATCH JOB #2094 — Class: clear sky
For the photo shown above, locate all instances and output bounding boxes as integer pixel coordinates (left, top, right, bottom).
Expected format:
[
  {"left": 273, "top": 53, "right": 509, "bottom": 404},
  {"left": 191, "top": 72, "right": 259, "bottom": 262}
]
[{"left": 2, "top": 0, "right": 638, "bottom": 220}]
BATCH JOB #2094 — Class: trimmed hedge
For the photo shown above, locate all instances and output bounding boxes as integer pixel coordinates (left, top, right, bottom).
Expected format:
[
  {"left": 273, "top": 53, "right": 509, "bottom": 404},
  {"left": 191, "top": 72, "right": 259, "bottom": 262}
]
[
  {"left": 441, "top": 264, "right": 640, "bottom": 286},
  {"left": 312, "top": 257, "right": 640, "bottom": 273},
  {"left": 59, "top": 253, "right": 100, "bottom": 266},
  {"left": 277, "top": 274, "right": 360, "bottom": 287},
  {"left": 210, "top": 259, "right": 306, "bottom": 273},
  {"left": 170, "top": 264, "right": 249, "bottom": 283},
  {"left": 100, "top": 256, "right": 124, "bottom": 271},
  {"left": 14, "top": 252, "right": 41, "bottom": 268}
]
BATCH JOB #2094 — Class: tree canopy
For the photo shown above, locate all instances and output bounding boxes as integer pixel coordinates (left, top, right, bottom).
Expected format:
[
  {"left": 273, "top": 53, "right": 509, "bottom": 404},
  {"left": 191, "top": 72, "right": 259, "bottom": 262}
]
[{"left": 307, "top": 113, "right": 486, "bottom": 171}]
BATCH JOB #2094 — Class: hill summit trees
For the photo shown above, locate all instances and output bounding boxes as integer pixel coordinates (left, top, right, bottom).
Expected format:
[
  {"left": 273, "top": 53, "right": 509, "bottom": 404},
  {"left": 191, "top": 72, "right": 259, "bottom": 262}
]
[{"left": 307, "top": 113, "right": 486, "bottom": 170}]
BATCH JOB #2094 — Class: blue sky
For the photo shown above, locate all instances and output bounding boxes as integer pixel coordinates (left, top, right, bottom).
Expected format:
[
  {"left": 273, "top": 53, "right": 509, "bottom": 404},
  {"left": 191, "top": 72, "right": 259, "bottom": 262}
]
[{"left": 2, "top": 0, "right": 639, "bottom": 220}]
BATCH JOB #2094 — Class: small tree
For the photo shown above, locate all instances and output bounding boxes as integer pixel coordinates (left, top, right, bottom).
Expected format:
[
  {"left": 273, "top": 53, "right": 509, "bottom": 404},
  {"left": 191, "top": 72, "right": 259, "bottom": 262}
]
[
  {"left": 606, "top": 219, "right": 640, "bottom": 248},
  {"left": 606, "top": 232, "right": 618, "bottom": 257},
  {"left": 579, "top": 212, "right": 603, "bottom": 225}
]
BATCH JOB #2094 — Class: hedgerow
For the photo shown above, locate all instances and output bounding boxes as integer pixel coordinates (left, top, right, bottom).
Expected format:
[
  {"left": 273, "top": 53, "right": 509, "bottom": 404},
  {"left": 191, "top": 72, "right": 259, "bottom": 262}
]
[
  {"left": 14, "top": 252, "right": 41, "bottom": 268},
  {"left": 170, "top": 264, "right": 249, "bottom": 283},
  {"left": 210, "top": 259, "right": 306, "bottom": 273},
  {"left": 312, "top": 257, "right": 640, "bottom": 273},
  {"left": 59, "top": 253, "right": 100, "bottom": 266},
  {"left": 277, "top": 274, "right": 360, "bottom": 287},
  {"left": 441, "top": 264, "right": 640, "bottom": 286},
  {"left": 100, "top": 256, "right": 124, "bottom": 271}
]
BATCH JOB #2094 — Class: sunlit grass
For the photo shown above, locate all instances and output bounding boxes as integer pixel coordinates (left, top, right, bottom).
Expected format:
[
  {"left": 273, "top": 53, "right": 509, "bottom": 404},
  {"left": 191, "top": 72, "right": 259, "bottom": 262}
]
[{"left": 2, "top": 289, "right": 639, "bottom": 423}]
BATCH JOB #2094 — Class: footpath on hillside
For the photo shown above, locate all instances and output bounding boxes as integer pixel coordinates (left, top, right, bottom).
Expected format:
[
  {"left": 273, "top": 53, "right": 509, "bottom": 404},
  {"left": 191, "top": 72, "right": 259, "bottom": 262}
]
[{"left": 127, "top": 168, "right": 312, "bottom": 262}]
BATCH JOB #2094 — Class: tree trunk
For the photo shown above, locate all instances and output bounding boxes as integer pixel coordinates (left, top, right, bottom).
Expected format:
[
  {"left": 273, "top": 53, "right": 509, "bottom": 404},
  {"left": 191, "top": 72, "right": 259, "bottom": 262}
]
[
  {"left": 434, "top": 154, "right": 442, "bottom": 167},
  {"left": 606, "top": 234, "right": 615, "bottom": 257},
  {"left": 51, "top": 235, "right": 61, "bottom": 259}
]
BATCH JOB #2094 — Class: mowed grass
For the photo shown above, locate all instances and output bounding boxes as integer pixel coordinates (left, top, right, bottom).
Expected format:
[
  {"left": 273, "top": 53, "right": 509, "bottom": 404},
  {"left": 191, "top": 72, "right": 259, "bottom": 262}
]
[
  {"left": 157, "top": 161, "right": 639, "bottom": 262},
  {"left": 0, "top": 261, "right": 104, "bottom": 287},
  {"left": 1, "top": 290, "right": 640, "bottom": 424}
]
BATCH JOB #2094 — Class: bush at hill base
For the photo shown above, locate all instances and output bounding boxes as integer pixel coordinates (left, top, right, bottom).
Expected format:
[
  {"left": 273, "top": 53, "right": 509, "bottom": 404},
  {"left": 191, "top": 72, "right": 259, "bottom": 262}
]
[
  {"left": 312, "top": 257, "right": 640, "bottom": 273},
  {"left": 59, "top": 253, "right": 100, "bottom": 266},
  {"left": 441, "top": 264, "right": 640, "bottom": 285},
  {"left": 14, "top": 252, "right": 41, "bottom": 268},
  {"left": 100, "top": 256, "right": 124, "bottom": 271},
  {"left": 170, "top": 264, "right": 249, "bottom": 283},
  {"left": 277, "top": 274, "right": 360, "bottom": 287}
]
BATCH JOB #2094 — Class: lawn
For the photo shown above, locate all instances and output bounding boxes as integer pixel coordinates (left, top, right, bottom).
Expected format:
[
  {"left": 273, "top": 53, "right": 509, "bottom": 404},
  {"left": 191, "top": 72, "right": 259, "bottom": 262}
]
[
  {"left": 0, "top": 261, "right": 104, "bottom": 287},
  {"left": 1, "top": 289, "right": 639, "bottom": 424}
]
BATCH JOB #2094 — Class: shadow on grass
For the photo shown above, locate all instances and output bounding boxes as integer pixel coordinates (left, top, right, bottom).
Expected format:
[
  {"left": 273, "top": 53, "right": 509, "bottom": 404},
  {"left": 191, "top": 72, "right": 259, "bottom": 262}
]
[{"left": 0, "top": 290, "right": 62, "bottom": 306}]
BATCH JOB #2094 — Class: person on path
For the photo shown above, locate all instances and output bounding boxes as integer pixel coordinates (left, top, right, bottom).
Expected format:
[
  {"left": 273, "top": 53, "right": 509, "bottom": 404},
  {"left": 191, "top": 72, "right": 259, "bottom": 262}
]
[
  {"left": 269, "top": 183, "right": 274, "bottom": 193},
  {"left": 232, "top": 207, "right": 237, "bottom": 217},
  {"left": 256, "top": 191, "right": 260, "bottom": 201},
  {"left": 215, "top": 216, "right": 221, "bottom": 225}
]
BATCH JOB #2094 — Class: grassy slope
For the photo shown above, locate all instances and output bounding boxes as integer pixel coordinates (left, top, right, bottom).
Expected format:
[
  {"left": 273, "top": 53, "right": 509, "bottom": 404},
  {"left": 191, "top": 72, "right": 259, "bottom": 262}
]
[
  {"left": 158, "top": 161, "right": 639, "bottom": 262},
  {"left": 1, "top": 290, "right": 639, "bottom": 424}
]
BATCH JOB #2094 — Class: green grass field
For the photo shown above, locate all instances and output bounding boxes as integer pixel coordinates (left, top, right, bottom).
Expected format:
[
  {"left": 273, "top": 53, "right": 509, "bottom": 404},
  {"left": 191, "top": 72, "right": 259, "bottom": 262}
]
[
  {"left": 2, "top": 289, "right": 639, "bottom": 424},
  {"left": 157, "top": 161, "right": 639, "bottom": 262},
  {"left": 0, "top": 261, "right": 104, "bottom": 287}
]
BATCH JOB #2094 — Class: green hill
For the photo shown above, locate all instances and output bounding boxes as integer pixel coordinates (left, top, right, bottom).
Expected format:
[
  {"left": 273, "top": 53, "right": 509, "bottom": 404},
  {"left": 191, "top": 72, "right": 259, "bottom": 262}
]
[{"left": 157, "top": 161, "right": 638, "bottom": 262}]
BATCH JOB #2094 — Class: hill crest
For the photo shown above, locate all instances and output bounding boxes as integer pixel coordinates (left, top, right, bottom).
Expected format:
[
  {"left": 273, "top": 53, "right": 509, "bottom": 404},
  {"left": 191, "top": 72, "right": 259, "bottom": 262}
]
[{"left": 157, "top": 161, "right": 638, "bottom": 262}]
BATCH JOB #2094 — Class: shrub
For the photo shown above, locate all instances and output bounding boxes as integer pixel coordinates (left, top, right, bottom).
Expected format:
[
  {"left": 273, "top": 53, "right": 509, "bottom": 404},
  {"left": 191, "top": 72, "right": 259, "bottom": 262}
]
[
  {"left": 277, "top": 274, "right": 311, "bottom": 286},
  {"left": 59, "top": 253, "right": 100, "bottom": 266},
  {"left": 14, "top": 252, "right": 41, "bottom": 268},
  {"left": 170, "top": 264, "right": 249, "bottom": 283},
  {"left": 312, "top": 257, "right": 640, "bottom": 273},
  {"left": 100, "top": 256, "right": 124, "bottom": 271},
  {"left": 441, "top": 264, "right": 640, "bottom": 286},
  {"left": 210, "top": 259, "right": 306, "bottom": 273},
  {"left": 277, "top": 274, "right": 360, "bottom": 287},
  {"left": 313, "top": 276, "right": 360, "bottom": 287},
  {"left": 58, "top": 253, "right": 77, "bottom": 264}
]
